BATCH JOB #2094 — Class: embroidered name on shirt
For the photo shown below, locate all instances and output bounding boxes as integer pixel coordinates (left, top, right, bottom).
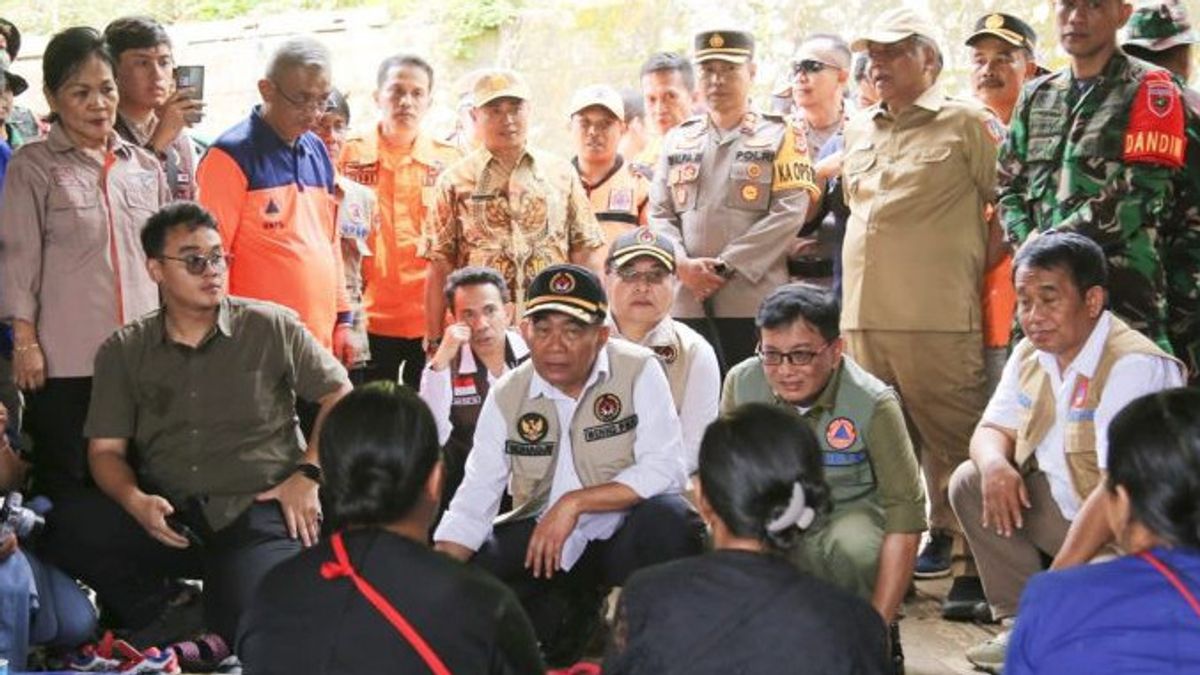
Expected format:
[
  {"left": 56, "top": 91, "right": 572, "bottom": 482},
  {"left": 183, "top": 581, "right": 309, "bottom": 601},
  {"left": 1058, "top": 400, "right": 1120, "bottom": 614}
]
[
  {"left": 505, "top": 441, "right": 555, "bottom": 456},
  {"left": 583, "top": 414, "right": 638, "bottom": 442}
]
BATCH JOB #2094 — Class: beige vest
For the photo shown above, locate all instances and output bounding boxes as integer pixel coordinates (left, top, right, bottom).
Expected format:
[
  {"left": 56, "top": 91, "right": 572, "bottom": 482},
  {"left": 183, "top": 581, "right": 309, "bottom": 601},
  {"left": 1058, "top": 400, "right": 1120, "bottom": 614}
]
[
  {"left": 1014, "top": 315, "right": 1181, "bottom": 502},
  {"left": 492, "top": 339, "right": 652, "bottom": 522},
  {"left": 643, "top": 319, "right": 709, "bottom": 414}
]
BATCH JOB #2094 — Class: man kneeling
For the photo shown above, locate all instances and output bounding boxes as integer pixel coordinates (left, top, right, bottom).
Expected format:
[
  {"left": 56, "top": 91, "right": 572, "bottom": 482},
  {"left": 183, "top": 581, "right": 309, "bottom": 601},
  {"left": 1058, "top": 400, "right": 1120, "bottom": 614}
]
[
  {"left": 434, "top": 264, "right": 702, "bottom": 666},
  {"left": 950, "top": 232, "right": 1185, "bottom": 673}
]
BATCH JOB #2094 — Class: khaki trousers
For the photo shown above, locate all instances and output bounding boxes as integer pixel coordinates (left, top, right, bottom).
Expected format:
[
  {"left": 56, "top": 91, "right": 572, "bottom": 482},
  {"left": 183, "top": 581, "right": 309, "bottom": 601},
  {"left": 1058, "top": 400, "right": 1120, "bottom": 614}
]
[
  {"left": 948, "top": 462, "right": 1071, "bottom": 619},
  {"left": 844, "top": 330, "right": 987, "bottom": 537}
]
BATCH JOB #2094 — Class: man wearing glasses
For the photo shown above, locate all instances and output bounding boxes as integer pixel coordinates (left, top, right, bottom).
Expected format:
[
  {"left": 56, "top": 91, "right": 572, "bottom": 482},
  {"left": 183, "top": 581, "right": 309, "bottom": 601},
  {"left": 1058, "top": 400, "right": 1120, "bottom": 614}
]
[
  {"left": 604, "top": 228, "right": 718, "bottom": 475},
  {"left": 197, "top": 37, "right": 353, "bottom": 365},
  {"left": 81, "top": 201, "right": 351, "bottom": 645},
  {"left": 721, "top": 283, "right": 924, "bottom": 630}
]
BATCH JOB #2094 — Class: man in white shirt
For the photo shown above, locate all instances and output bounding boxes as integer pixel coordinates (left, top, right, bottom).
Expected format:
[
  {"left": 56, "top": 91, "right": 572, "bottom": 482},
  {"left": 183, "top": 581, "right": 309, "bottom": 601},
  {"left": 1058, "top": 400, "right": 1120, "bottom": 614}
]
[
  {"left": 419, "top": 266, "right": 528, "bottom": 511},
  {"left": 604, "top": 228, "right": 719, "bottom": 474},
  {"left": 950, "top": 231, "right": 1186, "bottom": 673},
  {"left": 433, "top": 263, "right": 701, "bottom": 666}
]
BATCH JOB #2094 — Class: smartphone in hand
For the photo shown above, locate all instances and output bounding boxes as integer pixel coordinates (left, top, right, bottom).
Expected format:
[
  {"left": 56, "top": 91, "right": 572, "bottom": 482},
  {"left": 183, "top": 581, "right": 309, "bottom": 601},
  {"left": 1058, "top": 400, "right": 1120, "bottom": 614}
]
[{"left": 173, "top": 65, "right": 205, "bottom": 124}]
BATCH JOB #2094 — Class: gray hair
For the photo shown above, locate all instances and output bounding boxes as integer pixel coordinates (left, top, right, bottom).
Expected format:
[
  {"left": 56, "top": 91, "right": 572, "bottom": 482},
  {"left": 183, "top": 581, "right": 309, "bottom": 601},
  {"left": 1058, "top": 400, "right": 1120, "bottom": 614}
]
[
  {"left": 912, "top": 35, "right": 943, "bottom": 81},
  {"left": 265, "top": 37, "right": 331, "bottom": 81}
]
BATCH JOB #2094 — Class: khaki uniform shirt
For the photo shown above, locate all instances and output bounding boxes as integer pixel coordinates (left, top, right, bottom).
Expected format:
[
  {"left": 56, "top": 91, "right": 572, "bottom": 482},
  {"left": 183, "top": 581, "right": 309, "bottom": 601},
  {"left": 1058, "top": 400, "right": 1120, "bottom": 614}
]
[
  {"left": 419, "top": 146, "right": 606, "bottom": 309},
  {"left": 649, "top": 112, "right": 817, "bottom": 319},
  {"left": 841, "top": 87, "right": 997, "bottom": 332},
  {"left": 84, "top": 297, "right": 351, "bottom": 530},
  {"left": 0, "top": 125, "right": 168, "bottom": 378},
  {"left": 576, "top": 155, "right": 650, "bottom": 245},
  {"left": 115, "top": 111, "right": 199, "bottom": 201}
]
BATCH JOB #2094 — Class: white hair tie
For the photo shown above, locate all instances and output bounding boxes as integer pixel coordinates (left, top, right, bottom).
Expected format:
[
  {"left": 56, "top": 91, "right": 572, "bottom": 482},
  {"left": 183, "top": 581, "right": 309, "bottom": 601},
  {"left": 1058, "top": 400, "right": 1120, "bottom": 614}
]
[{"left": 766, "top": 482, "right": 816, "bottom": 533}]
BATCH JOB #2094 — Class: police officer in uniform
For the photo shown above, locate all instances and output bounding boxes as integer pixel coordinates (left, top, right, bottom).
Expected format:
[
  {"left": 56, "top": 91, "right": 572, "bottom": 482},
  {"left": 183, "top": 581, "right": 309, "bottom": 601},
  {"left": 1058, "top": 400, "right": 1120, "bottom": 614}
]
[
  {"left": 722, "top": 284, "right": 925, "bottom": 629},
  {"left": 649, "top": 29, "right": 818, "bottom": 375},
  {"left": 433, "top": 264, "right": 701, "bottom": 666}
]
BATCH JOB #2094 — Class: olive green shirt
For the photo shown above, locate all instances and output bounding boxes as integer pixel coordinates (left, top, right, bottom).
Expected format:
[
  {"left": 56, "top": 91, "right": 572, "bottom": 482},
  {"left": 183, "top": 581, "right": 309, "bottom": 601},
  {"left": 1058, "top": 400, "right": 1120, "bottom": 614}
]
[
  {"left": 85, "top": 297, "right": 350, "bottom": 530},
  {"left": 721, "top": 356, "right": 926, "bottom": 533}
]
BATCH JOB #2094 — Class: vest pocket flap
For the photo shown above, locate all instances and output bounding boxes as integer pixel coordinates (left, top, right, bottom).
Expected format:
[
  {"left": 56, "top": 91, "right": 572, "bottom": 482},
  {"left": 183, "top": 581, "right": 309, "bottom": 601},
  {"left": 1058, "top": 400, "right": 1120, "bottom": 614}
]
[{"left": 915, "top": 146, "right": 952, "bottom": 163}]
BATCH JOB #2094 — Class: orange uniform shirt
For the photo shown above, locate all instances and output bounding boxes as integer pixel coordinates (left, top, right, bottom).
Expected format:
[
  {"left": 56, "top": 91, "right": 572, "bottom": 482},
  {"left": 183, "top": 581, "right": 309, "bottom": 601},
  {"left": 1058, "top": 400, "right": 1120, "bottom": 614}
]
[{"left": 339, "top": 129, "right": 461, "bottom": 338}]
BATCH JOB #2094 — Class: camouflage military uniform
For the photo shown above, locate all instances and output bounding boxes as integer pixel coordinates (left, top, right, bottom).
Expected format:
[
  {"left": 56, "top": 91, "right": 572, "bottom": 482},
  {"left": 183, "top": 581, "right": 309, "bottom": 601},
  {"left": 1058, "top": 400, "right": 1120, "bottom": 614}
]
[
  {"left": 1162, "top": 86, "right": 1200, "bottom": 381},
  {"left": 997, "top": 51, "right": 1187, "bottom": 351}
]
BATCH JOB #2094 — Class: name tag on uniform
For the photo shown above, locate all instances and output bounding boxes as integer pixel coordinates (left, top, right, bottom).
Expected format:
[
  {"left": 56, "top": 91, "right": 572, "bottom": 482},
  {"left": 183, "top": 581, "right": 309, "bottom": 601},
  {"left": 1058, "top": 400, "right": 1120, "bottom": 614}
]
[
  {"left": 583, "top": 415, "right": 639, "bottom": 442},
  {"left": 504, "top": 441, "right": 555, "bottom": 456}
]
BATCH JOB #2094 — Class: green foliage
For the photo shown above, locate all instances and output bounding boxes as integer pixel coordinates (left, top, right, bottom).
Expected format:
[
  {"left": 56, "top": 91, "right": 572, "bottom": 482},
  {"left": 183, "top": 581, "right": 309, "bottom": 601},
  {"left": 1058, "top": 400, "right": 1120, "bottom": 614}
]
[{"left": 440, "top": 0, "right": 521, "bottom": 61}]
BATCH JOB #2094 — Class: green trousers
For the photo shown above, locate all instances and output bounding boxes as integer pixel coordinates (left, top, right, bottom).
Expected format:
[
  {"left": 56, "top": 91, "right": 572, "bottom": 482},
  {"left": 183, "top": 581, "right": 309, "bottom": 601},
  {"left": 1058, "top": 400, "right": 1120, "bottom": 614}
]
[{"left": 787, "top": 502, "right": 884, "bottom": 600}]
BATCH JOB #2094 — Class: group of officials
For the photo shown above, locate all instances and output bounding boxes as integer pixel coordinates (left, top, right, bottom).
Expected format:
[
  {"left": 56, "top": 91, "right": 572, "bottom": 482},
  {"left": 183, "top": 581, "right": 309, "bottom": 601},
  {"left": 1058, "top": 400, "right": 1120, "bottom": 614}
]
[{"left": 0, "top": 0, "right": 1197, "bottom": 673}]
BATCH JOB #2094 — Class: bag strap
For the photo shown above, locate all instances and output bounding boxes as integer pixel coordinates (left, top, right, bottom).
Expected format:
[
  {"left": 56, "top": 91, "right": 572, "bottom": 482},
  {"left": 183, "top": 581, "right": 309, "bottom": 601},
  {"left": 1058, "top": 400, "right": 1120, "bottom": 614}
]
[
  {"left": 321, "top": 532, "right": 451, "bottom": 675},
  {"left": 1139, "top": 550, "right": 1200, "bottom": 621}
]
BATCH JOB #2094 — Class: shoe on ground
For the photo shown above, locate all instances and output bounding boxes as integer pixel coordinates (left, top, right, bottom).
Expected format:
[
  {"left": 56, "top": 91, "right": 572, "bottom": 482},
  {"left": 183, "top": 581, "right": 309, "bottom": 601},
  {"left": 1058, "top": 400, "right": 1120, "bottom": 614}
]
[
  {"left": 965, "top": 624, "right": 1012, "bottom": 674},
  {"left": 68, "top": 631, "right": 122, "bottom": 671},
  {"left": 942, "top": 575, "right": 992, "bottom": 622},
  {"left": 914, "top": 531, "right": 953, "bottom": 579},
  {"left": 115, "top": 640, "right": 181, "bottom": 674}
]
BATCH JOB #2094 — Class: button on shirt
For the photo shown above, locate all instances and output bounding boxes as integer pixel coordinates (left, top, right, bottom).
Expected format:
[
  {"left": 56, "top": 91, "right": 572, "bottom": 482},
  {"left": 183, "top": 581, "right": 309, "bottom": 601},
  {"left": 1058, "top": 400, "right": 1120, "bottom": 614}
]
[
  {"left": 419, "top": 330, "right": 529, "bottom": 445},
  {"left": 981, "top": 312, "right": 1184, "bottom": 518},
  {"left": 434, "top": 348, "right": 687, "bottom": 569},
  {"left": 0, "top": 125, "right": 168, "bottom": 378},
  {"left": 84, "top": 297, "right": 351, "bottom": 530}
]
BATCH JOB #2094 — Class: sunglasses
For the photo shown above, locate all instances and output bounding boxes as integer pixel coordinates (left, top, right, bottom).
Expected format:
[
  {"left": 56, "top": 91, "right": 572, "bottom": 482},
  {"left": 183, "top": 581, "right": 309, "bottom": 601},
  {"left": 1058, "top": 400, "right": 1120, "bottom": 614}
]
[
  {"left": 791, "top": 60, "right": 833, "bottom": 77},
  {"left": 160, "top": 251, "right": 231, "bottom": 275}
]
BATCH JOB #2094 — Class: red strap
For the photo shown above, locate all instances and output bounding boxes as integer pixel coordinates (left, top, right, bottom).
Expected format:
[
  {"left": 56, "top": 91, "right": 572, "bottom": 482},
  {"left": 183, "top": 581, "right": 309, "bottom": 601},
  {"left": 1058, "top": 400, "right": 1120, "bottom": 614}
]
[
  {"left": 321, "top": 532, "right": 451, "bottom": 675},
  {"left": 1139, "top": 551, "right": 1200, "bottom": 621}
]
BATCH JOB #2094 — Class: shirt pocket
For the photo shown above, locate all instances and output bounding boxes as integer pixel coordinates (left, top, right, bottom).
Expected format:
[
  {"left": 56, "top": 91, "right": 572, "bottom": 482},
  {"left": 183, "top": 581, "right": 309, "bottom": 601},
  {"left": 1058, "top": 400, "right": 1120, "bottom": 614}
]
[
  {"left": 44, "top": 184, "right": 103, "bottom": 251},
  {"left": 725, "top": 161, "right": 771, "bottom": 211},
  {"left": 842, "top": 149, "right": 877, "bottom": 199}
]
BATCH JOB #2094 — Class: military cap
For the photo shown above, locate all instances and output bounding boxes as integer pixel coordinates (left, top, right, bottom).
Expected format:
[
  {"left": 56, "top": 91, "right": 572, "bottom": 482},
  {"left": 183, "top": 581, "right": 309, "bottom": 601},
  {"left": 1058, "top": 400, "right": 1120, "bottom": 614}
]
[
  {"left": 0, "top": 19, "right": 19, "bottom": 61},
  {"left": 0, "top": 53, "right": 27, "bottom": 97},
  {"left": 524, "top": 264, "right": 609, "bottom": 324},
  {"left": 966, "top": 13, "right": 1039, "bottom": 51},
  {"left": 851, "top": 8, "right": 939, "bottom": 52},
  {"left": 569, "top": 84, "right": 624, "bottom": 119},
  {"left": 694, "top": 30, "right": 755, "bottom": 64},
  {"left": 471, "top": 69, "right": 530, "bottom": 108},
  {"left": 1123, "top": 0, "right": 1199, "bottom": 52},
  {"left": 607, "top": 227, "right": 676, "bottom": 273}
]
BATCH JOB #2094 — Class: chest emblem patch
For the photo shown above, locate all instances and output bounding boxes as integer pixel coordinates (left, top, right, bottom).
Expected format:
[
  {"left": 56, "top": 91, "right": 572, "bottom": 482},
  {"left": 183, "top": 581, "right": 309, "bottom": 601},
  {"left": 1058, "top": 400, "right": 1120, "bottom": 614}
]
[
  {"left": 594, "top": 393, "right": 622, "bottom": 422},
  {"left": 518, "top": 413, "right": 548, "bottom": 442},
  {"left": 826, "top": 417, "right": 858, "bottom": 451}
]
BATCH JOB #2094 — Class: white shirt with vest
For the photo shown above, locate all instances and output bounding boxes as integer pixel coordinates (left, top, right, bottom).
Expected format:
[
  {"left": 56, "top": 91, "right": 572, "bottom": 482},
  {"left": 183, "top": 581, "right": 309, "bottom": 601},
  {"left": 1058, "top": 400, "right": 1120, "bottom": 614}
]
[
  {"left": 434, "top": 345, "right": 687, "bottom": 569},
  {"left": 607, "top": 315, "right": 720, "bottom": 474},
  {"left": 981, "top": 312, "right": 1184, "bottom": 519},
  {"left": 419, "top": 330, "right": 530, "bottom": 446}
]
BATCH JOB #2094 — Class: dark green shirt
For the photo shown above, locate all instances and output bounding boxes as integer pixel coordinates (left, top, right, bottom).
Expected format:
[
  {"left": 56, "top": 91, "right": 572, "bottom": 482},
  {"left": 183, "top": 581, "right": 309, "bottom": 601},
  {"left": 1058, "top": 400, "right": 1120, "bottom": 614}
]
[{"left": 85, "top": 296, "right": 350, "bottom": 530}]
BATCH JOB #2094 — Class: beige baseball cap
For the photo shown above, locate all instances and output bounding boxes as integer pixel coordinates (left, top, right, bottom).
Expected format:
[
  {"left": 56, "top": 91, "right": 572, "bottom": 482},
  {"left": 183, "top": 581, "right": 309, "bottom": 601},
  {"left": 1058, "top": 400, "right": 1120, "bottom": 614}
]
[
  {"left": 568, "top": 84, "right": 624, "bottom": 119},
  {"left": 472, "top": 69, "right": 531, "bottom": 108},
  {"left": 851, "top": 8, "right": 939, "bottom": 52}
]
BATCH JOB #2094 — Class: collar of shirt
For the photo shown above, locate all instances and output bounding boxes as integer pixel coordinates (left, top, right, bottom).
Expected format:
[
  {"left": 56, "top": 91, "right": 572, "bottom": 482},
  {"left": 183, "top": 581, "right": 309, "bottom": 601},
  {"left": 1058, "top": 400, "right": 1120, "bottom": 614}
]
[
  {"left": 780, "top": 357, "right": 845, "bottom": 417},
  {"left": 527, "top": 346, "right": 610, "bottom": 403},
  {"left": 873, "top": 85, "right": 945, "bottom": 120},
  {"left": 573, "top": 154, "right": 626, "bottom": 191},
  {"left": 116, "top": 111, "right": 159, "bottom": 147},
  {"left": 607, "top": 314, "right": 675, "bottom": 348},
  {"left": 153, "top": 297, "right": 235, "bottom": 347},
  {"left": 455, "top": 329, "right": 529, "bottom": 375},
  {"left": 1036, "top": 311, "right": 1112, "bottom": 384},
  {"left": 471, "top": 144, "right": 545, "bottom": 185},
  {"left": 249, "top": 105, "right": 312, "bottom": 158},
  {"left": 46, "top": 122, "right": 133, "bottom": 158},
  {"left": 370, "top": 126, "right": 442, "bottom": 167}
]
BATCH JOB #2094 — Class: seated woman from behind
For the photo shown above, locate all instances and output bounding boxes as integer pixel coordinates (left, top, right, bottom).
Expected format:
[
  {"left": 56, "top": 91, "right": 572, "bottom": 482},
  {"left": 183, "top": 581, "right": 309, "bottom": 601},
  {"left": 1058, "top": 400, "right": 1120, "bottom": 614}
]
[
  {"left": 237, "top": 383, "right": 544, "bottom": 674},
  {"left": 1007, "top": 388, "right": 1200, "bottom": 674},
  {"left": 604, "top": 402, "right": 889, "bottom": 675}
]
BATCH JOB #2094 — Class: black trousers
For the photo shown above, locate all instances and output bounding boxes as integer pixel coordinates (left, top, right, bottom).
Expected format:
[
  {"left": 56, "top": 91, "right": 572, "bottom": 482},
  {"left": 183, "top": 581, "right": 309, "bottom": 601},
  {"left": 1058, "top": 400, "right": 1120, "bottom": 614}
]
[
  {"left": 679, "top": 317, "right": 758, "bottom": 377},
  {"left": 361, "top": 334, "right": 425, "bottom": 389},
  {"left": 25, "top": 377, "right": 93, "bottom": 499},
  {"left": 472, "top": 495, "right": 703, "bottom": 643},
  {"left": 40, "top": 490, "right": 300, "bottom": 644}
]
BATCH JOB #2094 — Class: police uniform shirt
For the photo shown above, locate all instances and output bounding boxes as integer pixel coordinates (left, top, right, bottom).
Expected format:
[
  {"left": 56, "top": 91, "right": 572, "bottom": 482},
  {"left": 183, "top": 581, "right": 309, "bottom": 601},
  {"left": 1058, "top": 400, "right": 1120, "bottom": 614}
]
[
  {"left": 607, "top": 315, "right": 719, "bottom": 474},
  {"left": 648, "top": 112, "right": 817, "bottom": 319},
  {"left": 434, "top": 347, "right": 687, "bottom": 568},
  {"left": 418, "top": 330, "right": 529, "bottom": 445},
  {"left": 980, "top": 312, "right": 1183, "bottom": 518}
]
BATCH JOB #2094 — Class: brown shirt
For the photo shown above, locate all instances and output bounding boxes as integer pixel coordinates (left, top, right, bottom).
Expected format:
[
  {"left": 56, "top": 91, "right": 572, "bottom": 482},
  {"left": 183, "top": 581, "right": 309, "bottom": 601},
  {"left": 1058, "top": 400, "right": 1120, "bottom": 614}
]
[
  {"left": 0, "top": 124, "right": 169, "bottom": 378},
  {"left": 841, "top": 87, "right": 997, "bottom": 332},
  {"left": 84, "top": 297, "right": 350, "bottom": 530},
  {"left": 419, "top": 145, "right": 605, "bottom": 308}
]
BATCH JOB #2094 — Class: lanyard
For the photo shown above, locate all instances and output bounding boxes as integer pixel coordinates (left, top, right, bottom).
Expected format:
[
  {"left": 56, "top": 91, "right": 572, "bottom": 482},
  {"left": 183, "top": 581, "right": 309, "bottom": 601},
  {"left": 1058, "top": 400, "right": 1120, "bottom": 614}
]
[
  {"left": 1139, "top": 550, "right": 1200, "bottom": 620},
  {"left": 320, "top": 532, "right": 451, "bottom": 675}
]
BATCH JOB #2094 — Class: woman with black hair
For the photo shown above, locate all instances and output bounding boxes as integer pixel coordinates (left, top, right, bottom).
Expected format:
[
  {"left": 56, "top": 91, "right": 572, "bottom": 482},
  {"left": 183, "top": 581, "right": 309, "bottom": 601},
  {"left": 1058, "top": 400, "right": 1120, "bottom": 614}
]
[
  {"left": 1006, "top": 388, "right": 1200, "bottom": 673},
  {"left": 238, "top": 383, "right": 544, "bottom": 674},
  {"left": 604, "top": 402, "right": 889, "bottom": 674}
]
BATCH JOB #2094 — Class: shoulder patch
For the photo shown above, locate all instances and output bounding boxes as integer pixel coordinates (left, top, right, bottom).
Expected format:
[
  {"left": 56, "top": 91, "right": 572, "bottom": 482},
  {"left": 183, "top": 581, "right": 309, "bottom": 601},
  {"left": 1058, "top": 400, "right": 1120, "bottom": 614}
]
[{"left": 1123, "top": 70, "right": 1186, "bottom": 168}]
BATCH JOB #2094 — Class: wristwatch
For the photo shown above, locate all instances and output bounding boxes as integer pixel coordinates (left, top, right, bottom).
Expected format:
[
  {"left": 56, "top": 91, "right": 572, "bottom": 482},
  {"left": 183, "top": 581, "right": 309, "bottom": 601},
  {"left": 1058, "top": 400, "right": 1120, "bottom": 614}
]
[{"left": 294, "top": 462, "right": 323, "bottom": 484}]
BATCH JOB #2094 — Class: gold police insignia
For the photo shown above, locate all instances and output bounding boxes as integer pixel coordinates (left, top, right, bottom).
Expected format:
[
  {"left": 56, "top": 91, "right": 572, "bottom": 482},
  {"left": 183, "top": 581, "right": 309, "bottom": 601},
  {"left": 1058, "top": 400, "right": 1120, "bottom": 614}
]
[
  {"left": 985, "top": 14, "right": 1004, "bottom": 29},
  {"left": 518, "top": 413, "right": 549, "bottom": 443},
  {"left": 741, "top": 184, "right": 759, "bottom": 201},
  {"left": 709, "top": 33, "right": 725, "bottom": 48}
]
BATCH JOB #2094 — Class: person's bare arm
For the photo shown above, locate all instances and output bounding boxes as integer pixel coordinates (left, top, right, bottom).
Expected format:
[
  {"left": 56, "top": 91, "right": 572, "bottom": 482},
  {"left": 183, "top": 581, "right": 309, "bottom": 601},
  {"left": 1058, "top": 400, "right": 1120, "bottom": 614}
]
[
  {"left": 971, "top": 423, "right": 1029, "bottom": 538},
  {"left": 525, "top": 483, "right": 641, "bottom": 579},
  {"left": 90, "top": 437, "right": 189, "bottom": 548},
  {"left": 1050, "top": 481, "right": 1113, "bottom": 570},
  {"left": 424, "top": 259, "right": 452, "bottom": 345},
  {"left": 871, "top": 532, "right": 920, "bottom": 623}
]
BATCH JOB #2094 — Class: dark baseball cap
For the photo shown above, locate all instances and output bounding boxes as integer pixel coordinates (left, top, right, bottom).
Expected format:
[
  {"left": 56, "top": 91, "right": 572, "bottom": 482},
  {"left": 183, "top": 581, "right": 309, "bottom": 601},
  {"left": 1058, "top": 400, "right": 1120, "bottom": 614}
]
[
  {"left": 966, "top": 13, "right": 1038, "bottom": 51},
  {"left": 524, "top": 264, "right": 608, "bottom": 324},
  {"left": 607, "top": 227, "right": 676, "bottom": 273}
]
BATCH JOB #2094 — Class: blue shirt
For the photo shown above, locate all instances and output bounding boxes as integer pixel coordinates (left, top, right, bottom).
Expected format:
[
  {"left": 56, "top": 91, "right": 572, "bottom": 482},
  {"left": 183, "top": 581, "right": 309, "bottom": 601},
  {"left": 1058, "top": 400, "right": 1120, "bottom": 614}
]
[{"left": 1007, "top": 546, "right": 1200, "bottom": 674}]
